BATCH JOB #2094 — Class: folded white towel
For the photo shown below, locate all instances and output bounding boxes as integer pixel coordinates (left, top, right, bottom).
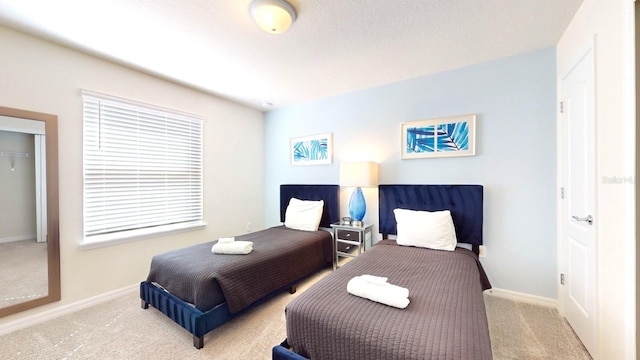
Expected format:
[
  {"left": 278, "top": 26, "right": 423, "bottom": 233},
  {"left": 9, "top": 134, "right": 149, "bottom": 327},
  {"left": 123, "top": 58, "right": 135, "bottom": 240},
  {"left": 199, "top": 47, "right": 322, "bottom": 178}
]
[
  {"left": 218, "top": 237, "right": 235, "bottom": 243},
  {"left": 359, "top": 274, "right": 388, "bottom": 285},
  {"left": 347, "top": 275, "right": 410, "bottom": 309},
  {"left": 349, "top": 275, "right": 408, "bottom": 298},
  {"left": 211, "top": 241, "right": 253, "bottom": 255}
]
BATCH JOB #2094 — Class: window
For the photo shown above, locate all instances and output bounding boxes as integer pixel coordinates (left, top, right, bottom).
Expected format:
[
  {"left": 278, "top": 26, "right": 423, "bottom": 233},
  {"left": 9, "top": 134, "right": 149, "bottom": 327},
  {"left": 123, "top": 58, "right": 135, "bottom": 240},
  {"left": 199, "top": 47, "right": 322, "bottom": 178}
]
[{"left": 82, "top": 90, "right": 203, "bottom": 245}]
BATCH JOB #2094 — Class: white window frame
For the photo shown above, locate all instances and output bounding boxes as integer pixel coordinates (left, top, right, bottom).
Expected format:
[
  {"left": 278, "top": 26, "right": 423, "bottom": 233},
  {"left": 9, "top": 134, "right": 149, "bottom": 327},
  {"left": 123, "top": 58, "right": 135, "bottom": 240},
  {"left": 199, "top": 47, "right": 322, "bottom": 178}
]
[{"left": 81, "top": 90, "right": 204, "bottom": 248}]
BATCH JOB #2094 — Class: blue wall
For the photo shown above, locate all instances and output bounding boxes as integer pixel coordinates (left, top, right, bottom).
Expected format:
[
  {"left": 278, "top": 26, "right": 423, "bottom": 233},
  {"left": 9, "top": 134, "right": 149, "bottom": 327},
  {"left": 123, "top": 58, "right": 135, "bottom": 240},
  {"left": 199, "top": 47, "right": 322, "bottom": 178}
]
[{"left": 264, "top": 48, "right": 557, "bottom": 298}]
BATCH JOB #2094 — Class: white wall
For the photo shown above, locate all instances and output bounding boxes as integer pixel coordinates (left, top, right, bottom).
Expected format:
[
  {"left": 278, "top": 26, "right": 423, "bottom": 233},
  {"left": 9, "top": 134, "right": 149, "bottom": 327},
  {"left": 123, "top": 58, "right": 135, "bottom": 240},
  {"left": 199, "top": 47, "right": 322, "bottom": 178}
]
[
  {"left": 0, "top": 26, "right": 265, "bottom": 324},
  {"left": 264, "top": 48, "right": 558, "bottom": 298},
  {"left": 556, "top": 0, "right": 636, "bottom": 359}
]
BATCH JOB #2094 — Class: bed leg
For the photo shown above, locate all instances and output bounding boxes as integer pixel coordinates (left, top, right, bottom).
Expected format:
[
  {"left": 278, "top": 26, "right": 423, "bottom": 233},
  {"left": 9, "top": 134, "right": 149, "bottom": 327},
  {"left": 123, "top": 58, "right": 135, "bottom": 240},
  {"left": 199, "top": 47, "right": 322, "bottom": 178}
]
[
  {"left": 141, "top": 300, "right": 149, "bottom": 309},
  {"left": 193, "top": 335, "right": 204, "bottom": 349},
  {"left": 280, "top": 339, "right": 291, "bottom": 348},
  {"left": 289, "top": 285, "right": 296, "bottom": 294}
]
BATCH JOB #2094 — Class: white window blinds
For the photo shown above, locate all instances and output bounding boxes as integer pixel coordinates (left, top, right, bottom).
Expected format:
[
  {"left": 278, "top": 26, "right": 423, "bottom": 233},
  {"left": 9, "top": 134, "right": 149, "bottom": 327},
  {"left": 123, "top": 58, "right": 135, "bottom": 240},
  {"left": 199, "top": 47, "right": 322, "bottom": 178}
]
[{"left": 82, "top": 91, "right": 203, "bottom": 242}]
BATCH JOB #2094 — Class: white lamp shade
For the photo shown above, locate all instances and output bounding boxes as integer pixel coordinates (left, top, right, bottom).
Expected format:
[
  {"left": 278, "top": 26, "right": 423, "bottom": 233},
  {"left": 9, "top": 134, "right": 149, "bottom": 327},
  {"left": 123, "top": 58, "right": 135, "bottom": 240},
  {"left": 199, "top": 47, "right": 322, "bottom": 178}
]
[
  {"left": 250, "top": 0, "right": 296, "bottom": 34},
  {"left": 340, "top": 161, "right": 379, "bottom": 188}
]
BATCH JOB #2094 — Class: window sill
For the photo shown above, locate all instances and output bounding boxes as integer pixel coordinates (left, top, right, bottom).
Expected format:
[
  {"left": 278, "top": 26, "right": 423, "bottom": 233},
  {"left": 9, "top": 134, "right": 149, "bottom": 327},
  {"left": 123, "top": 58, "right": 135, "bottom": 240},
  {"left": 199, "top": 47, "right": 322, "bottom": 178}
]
[{"left": 79, "top": 221, "right": 207, "bottom": 250}]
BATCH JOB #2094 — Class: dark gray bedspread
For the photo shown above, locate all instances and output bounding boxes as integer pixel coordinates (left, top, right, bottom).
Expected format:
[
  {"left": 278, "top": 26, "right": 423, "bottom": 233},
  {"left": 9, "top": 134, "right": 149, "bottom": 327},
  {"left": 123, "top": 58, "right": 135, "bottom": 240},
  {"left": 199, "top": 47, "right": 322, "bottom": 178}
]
[
  {"left": 285, "top": 240, "right": 492, "bottom": 360},
  {"left": 146, "top": 226, "right": 333, "bottom": 313}
]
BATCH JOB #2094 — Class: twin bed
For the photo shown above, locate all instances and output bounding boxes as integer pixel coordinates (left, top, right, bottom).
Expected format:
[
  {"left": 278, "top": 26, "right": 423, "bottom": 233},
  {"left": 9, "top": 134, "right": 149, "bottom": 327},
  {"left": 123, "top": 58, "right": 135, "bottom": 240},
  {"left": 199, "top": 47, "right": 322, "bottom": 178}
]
[
  {"left": 140, "top": 184, "right": 339, "bottom": 349},
  {"left": 273, "top": 184, "right": 492, "bottom": 360}
]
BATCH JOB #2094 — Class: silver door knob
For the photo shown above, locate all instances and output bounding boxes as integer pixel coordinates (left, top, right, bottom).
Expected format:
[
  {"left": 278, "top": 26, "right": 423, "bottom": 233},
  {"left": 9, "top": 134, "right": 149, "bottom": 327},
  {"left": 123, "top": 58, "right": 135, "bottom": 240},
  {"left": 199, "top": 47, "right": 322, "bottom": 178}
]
[{"left": 572, "top": 215, "right": 593, "bottom": 225}]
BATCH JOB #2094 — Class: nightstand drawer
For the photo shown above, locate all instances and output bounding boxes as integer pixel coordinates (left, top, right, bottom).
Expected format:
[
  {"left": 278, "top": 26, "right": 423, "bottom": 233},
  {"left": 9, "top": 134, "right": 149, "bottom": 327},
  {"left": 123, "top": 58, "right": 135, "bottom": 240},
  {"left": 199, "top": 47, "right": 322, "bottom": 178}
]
[{"left": 337, "top": 229, "right": 359, "bottom": 240}]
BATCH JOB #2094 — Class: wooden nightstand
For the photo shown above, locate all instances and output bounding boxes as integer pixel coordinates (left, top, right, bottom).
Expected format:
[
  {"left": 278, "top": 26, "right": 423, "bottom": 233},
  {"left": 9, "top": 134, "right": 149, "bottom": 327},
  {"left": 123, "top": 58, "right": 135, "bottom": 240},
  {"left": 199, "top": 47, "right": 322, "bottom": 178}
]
[{"left": 330, "top": 222, "right": 373, "bottom": 269}]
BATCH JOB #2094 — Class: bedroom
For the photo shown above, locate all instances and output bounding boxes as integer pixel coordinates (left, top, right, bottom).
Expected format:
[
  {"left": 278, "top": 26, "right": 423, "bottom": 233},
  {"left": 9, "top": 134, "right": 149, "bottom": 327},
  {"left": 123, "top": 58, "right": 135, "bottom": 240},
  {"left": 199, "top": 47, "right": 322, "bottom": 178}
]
[{"left": 0, "top": 0, "right": 635, "bottom": 359}]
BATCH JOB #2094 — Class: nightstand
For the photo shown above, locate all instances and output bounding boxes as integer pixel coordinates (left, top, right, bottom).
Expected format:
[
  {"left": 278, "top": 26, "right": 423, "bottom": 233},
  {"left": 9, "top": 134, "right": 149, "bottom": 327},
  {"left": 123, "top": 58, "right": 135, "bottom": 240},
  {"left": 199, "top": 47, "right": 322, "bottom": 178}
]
[{"left": 330, "top": 222, "right": 373, "bottom": 269}]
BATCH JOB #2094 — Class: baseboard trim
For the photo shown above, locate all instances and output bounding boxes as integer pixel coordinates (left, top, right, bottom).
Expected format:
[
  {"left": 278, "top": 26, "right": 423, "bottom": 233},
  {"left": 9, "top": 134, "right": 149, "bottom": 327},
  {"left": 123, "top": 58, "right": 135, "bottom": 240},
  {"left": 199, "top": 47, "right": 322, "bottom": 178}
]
[
  {"left": 0, "top": 234, "right": 36, "bottom": 244},
  {"left": 0, "top": 283, "right": 138, "bottom": 336},
  {"left": 485, "top": 287, "right": 557, "bottom": 308}
]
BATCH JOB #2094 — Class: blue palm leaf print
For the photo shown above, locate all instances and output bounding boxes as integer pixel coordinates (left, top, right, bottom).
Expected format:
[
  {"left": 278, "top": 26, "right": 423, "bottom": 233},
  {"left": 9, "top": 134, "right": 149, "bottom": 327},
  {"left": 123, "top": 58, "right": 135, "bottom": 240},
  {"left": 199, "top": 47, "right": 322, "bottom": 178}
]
[
  {"left": 437, "top": 122, "right": 469, "bottom": 151},
  {"left": 406, "top": 121, "right": 469, "bottom": 154},
  {"left": 406, "top": 125, "right": 435, "bottom": 153},
  {"left": 293, "top": 139, "right": 328, "bottom": 161}
]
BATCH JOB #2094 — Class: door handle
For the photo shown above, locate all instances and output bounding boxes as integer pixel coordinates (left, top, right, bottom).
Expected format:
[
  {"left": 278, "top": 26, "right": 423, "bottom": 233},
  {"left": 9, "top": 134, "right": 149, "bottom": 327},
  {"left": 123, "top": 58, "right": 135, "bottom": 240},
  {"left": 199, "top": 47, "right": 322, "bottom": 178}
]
[{"left": 572, "top": 215, "right": 593, "bottom": 225}]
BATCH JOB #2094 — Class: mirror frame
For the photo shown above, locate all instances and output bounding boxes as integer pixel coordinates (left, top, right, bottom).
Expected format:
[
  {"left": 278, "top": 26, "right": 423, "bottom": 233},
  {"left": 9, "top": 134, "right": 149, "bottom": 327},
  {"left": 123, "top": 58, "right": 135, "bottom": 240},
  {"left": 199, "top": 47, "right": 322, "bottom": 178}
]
[{"left": 0, "top": 106, "right": 60, "bottom": 318}]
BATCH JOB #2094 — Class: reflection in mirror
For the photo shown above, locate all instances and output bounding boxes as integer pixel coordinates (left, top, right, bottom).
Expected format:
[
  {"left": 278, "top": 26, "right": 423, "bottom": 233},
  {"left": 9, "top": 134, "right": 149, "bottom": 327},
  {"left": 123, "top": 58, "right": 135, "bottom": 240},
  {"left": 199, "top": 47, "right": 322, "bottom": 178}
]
[
  {"left": 0, "top": 129, "right": 47, "bottom": 307},
  {"left": 0, "top": 106, "right": 59, "bottom": 318}
]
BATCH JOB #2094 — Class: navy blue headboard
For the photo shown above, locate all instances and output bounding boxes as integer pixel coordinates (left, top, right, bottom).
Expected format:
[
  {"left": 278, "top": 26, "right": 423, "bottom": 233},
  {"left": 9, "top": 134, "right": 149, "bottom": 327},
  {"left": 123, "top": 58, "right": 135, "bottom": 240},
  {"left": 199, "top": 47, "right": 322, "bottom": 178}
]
[
  {"left": 279, "top": 184, "right": 340, "bottom": 228},
  {"left": 379, "top": 185, "right": 484, "bottom": 246}
]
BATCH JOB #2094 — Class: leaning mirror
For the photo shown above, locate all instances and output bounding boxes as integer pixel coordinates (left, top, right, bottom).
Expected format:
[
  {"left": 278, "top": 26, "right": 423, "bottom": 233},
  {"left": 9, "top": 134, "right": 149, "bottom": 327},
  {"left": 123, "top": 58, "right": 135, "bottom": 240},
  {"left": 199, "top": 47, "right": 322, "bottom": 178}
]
[{"left": 0, "top": 106, "right": 60, "bottom": 318}]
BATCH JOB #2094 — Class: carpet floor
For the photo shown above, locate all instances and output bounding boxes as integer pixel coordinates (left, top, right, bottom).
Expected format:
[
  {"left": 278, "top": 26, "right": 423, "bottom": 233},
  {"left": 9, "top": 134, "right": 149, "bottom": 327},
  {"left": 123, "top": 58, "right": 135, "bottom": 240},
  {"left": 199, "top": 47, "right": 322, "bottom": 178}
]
[
  {"left": 0, "top": 240, "right": 47, "bottom": 308},
  {"left": 0, "top": 268, "right": 591, "bottom": 359}
]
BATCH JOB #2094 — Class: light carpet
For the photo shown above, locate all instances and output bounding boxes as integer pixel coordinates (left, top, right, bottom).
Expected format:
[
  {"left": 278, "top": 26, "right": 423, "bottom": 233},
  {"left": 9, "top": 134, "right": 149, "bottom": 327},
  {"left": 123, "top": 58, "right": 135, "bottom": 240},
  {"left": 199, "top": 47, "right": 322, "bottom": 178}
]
[
  {"left": 0, "top": 240, "right": 48, "bottom": 308},
  {"left": 0, "top": 269, "right": 591, "bottom": 359}
]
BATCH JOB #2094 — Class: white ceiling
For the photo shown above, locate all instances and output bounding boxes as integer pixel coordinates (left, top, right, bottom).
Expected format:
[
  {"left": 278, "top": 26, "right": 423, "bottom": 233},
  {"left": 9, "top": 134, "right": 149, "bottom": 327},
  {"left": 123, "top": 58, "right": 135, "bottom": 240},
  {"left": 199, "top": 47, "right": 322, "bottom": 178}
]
[{"left": 0, "top": 0, "right": 582, "bottom": 111}]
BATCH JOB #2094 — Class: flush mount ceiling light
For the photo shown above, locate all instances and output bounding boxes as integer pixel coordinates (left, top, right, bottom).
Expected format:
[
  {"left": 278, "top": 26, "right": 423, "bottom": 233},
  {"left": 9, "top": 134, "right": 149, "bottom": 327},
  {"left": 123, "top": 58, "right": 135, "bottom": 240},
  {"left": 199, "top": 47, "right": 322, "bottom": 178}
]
[{"left": 250, "top": 0, "right": 297, "bottom": 34}]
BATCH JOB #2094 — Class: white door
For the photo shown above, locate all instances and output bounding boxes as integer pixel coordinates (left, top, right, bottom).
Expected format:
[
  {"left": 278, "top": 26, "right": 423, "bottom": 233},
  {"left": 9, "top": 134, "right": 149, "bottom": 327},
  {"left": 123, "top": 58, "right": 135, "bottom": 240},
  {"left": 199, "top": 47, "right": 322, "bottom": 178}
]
[{"left": 559, "top": 44, "right": 597, "bottom": 357}]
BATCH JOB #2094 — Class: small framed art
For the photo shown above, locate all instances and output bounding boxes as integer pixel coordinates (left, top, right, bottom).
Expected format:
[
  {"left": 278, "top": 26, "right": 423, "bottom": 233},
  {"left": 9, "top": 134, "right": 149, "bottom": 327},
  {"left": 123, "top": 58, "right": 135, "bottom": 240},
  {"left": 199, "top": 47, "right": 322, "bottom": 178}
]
[
  {"left": 401, "top": 114, "right": 476, "bottom": 159},
  {"left": 290, "top": 132, "right": 332, "bottom": 165}
]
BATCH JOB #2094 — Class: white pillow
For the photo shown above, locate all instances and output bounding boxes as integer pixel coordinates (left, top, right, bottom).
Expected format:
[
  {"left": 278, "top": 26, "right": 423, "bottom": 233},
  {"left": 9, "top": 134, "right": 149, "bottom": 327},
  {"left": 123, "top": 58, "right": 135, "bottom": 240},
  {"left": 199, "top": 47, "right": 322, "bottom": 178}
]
[
  {"left": 284, "top": 198, "right": 324, "bottom": 231},
  {"left": 393, "top": 208, "right": 457, "bottom": 251}
]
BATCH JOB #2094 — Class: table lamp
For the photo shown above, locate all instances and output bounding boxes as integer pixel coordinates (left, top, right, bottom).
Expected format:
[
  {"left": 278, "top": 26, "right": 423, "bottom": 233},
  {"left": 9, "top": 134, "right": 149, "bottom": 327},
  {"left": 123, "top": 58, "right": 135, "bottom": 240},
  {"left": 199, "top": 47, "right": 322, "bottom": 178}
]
[{"left": 339, "top": 161, "right": 378, "bottom": 227}]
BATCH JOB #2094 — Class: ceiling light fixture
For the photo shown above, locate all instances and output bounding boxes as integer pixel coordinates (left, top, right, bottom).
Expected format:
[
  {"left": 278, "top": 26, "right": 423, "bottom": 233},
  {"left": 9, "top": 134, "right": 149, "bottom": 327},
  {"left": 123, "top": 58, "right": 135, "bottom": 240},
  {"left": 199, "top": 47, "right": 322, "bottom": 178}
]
[{"left": 250, "top": 0, "right": 297, "bottom": 34}]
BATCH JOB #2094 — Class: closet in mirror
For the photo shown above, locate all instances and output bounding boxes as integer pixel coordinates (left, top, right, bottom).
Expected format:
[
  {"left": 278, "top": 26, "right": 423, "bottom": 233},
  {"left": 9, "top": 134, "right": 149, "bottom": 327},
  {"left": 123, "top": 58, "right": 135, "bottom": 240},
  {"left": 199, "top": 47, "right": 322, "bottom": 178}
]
[{"left": 0, "top": 106, "right": 60, "bottom": 318}]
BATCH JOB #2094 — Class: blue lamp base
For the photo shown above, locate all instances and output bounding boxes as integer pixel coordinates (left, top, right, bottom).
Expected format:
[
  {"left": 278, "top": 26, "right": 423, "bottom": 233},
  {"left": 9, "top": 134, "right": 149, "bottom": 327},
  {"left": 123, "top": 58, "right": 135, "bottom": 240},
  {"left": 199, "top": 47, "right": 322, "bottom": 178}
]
[{"left": 348, "top": 187, "right": 366, "bottom": 222}]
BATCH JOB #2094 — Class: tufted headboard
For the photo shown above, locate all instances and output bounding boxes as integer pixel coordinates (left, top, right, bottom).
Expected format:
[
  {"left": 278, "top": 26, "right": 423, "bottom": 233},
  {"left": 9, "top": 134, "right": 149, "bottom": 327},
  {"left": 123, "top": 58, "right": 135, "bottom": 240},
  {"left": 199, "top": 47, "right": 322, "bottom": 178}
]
[
  {"left": 279, "top": 184, "right": 340, "bottom": 228},
  {"left": 378, "top": 184, "right": 484, "bottom": 250}
]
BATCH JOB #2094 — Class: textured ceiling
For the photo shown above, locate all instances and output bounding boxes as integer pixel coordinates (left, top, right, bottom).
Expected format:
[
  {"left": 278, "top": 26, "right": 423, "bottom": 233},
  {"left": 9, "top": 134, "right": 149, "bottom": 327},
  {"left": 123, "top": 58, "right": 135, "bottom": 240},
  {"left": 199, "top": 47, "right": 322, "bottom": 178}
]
[{"left": 0, "top": 0, "right": 582, "bottom": 111}]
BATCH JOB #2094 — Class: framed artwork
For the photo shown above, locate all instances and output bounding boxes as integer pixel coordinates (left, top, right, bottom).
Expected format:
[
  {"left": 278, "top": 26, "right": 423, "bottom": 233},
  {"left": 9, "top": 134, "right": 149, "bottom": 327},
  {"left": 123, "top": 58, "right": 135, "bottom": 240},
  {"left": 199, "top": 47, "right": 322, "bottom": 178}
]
[
  {"left": 401, "top": 114, "right": 476, "bottom": 159},
  {"left": 290, "top": 132, "right": 332, "bottom": 165}
]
